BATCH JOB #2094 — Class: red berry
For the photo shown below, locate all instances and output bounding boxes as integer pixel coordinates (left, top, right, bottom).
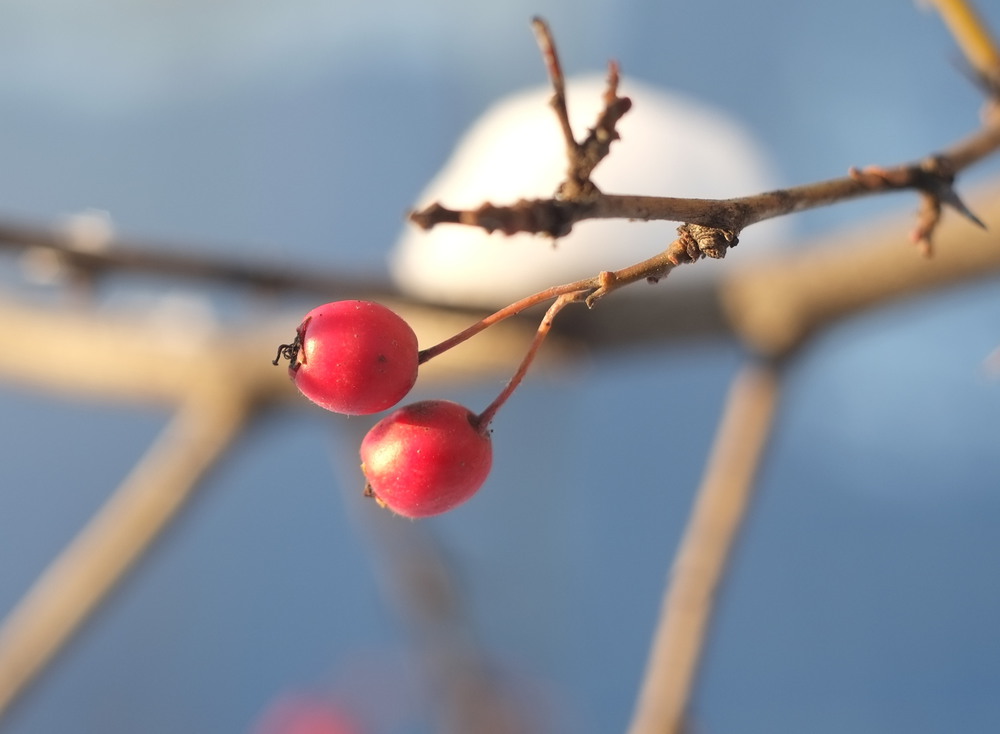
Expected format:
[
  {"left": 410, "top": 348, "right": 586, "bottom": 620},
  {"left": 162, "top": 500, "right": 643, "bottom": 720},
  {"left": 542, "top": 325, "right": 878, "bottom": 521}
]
[
  {"left": 251, "top": 695, "right": 361, "bottom": 734},
  {"left": 360, "top": 400, "right": 493, "bottom": 517},
  {"left": 274, "top": 301, "right": 419, "bottom": 415}
]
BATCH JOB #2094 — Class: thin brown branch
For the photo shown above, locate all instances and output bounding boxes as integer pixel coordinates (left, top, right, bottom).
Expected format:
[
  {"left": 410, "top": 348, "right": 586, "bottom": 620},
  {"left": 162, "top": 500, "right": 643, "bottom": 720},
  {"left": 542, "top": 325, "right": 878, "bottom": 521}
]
[
  {"left": 531, "top": 16, "right": 632, "bottom": 198},
  {"left": 418, "top": 280, "right": 588, "bottom": 363},
  {"left": 411, "top": 112, "right": 1000, "bottom": 246},
  {"left": 475, "top": 290, "right": 587, "bottom": 427},
  {"left": 576, "top": 61, "right": 631, "bottom": 179},
  {"left": 720, "top": 178, "right": 1000, "bottom": 357},
  {"left": 0, "top": 220, "right": 395, "bottom": 299},
  {"left": 2, "top": 92, "right": 995, "bottom": 297},
  {"left": 626, "top": 363, "right": 781, "bottom": 734},
  {"left": 531, "top": 17, "right": 578, "bottom": 166},
  {"left": 536, "top": 174, "right": 1000, "bottom": 355},
  {"left": 415, "top": 167, "right": 1000, "bottom": 366},
  {"left": 0, "top": 17, "right": 996, "bottom": 320},
  {"left": 0, "top": 386, "right": 252, "bottom": 718},
  {"left": 413, "top": 227, "right": 723, "bottom": 365},
  {"left": 412, "top": 15, "right": 1000, "bottom": 264}
]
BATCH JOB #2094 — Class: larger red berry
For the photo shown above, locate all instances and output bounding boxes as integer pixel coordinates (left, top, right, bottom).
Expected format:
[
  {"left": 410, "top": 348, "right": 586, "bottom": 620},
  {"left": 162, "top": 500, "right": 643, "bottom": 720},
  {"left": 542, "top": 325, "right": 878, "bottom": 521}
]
[
  {"left": 360, "top": 400, "right": 493, "bottom": 517},
  {"left": 274, "top": 301, "right": 419, "bottom": 415}
]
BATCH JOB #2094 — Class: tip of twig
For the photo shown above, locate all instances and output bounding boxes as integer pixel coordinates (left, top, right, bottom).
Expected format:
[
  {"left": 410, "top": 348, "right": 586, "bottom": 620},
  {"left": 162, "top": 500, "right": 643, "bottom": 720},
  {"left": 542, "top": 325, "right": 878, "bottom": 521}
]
[
  {"left": 911, "top": 231, "right": 935, "bottom": 258},
  {"left": 604, "top": 60, "right": 621, "bottom": 101},
  {"left": 408, "top": 203, "right": 460, "bottom": 231},
  {"left": 531, "top": 17, "right": 564, "bottom": 90}
]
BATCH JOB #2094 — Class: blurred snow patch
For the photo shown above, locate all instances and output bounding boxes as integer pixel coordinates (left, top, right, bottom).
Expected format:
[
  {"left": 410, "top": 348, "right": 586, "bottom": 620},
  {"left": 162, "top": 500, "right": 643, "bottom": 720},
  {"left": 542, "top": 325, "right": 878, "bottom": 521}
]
[{"left": 391, "top": 75, "right": 790, "bottom": 308}]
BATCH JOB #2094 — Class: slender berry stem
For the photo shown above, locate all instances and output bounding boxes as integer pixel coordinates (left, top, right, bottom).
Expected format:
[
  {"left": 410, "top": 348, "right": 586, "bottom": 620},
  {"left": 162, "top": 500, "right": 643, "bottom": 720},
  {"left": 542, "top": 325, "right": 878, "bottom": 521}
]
[
  {"left": 475, "top": 290, "right": 588, "bottom": 429},
  {"left": 417, "top": 278, "right": 597, "bottom": 364},
  {"left": 416, "top": 237, "right": 698, "bottom": 366}
]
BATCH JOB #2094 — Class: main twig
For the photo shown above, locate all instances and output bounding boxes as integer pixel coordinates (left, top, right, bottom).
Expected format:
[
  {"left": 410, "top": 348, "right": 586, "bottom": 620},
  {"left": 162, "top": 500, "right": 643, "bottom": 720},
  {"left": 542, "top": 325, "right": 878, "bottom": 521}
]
[
  {"left": 412, "top": 14, "right": 1000, "bottom": 268},
  {"left": 411, "top": 122, "right": 1000, "bottom": 259}
]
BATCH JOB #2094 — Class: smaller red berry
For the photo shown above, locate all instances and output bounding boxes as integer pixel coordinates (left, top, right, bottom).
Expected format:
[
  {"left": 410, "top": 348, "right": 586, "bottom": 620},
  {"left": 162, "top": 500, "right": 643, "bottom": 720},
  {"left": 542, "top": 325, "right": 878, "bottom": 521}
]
[
  {"left": 273, "top": 300, "right": 419, "bottom": 415},
  {"left": 251, "top": 695, "right": 362, "bottom": 734},
  {"left": 360, "top": 400, "right": 493, "bottom": 517}
]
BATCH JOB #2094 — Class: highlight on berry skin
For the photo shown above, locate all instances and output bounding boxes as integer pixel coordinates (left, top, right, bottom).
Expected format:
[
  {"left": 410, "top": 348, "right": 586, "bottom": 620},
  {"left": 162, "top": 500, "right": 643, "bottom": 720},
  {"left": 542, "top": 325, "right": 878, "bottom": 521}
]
[
  {"left": 360, "top": 400, "right": 493, "bottom": 518},
  {"left": 272, "top": 300, "right": 419, "bottom": 415}
]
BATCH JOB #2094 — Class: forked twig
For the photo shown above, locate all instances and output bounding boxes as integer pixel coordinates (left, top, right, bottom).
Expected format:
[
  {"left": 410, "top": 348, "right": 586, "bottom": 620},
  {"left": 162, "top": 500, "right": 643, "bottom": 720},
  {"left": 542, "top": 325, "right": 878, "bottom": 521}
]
[
  {"left": 530, "top": 17, "right": 632, "bottom": 198},
  {"left": 413, "top": 13, "right": 1000, "bottom": 262}
]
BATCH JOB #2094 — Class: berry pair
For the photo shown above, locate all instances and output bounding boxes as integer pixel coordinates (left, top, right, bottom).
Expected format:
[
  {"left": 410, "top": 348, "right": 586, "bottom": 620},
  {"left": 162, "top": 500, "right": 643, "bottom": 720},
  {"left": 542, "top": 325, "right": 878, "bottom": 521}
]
[{"left": 274, "top": 300, "right": 492, "bottom": 517}]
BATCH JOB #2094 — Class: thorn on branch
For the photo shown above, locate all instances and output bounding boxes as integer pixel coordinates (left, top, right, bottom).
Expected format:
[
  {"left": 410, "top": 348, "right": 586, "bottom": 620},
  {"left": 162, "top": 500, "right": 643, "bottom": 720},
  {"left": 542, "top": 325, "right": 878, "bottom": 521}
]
[
  {"left": 919, "top": 155, "right": 986, "bottom": 229},
  {"left": 849, "top": 158, "right": 985, "bottom": 256}
]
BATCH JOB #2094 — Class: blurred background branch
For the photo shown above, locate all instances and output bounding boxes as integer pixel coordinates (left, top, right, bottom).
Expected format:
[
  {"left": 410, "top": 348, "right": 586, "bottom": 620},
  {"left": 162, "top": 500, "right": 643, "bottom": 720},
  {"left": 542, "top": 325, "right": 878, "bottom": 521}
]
[
  {"left": 0, "top": 385, "right": 251, "bottom": 717},
  {"left": 627, "top": 363, "right": 780, "bottom": 734}
]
